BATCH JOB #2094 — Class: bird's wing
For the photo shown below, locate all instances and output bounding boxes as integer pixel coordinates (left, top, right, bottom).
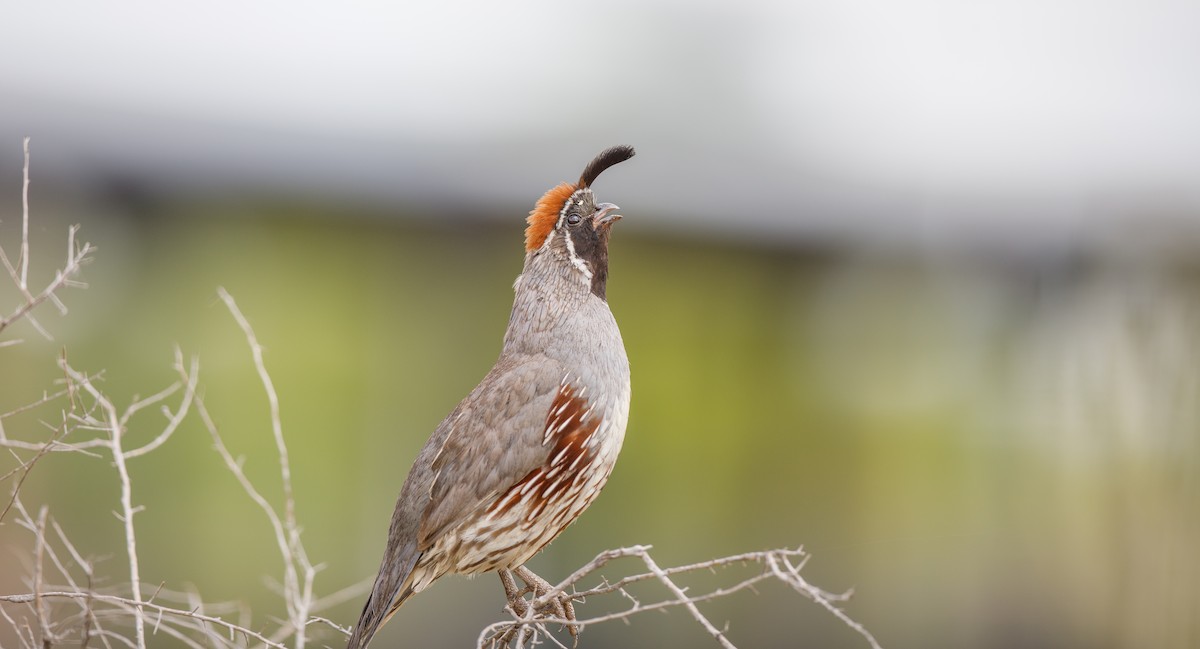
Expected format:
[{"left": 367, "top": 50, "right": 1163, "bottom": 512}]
[
  {"left": 350, "top": 354, "right": 562, "bottom": 648},
  {"left": 417, "top": 353, "right": 565, "bottom": 547}
]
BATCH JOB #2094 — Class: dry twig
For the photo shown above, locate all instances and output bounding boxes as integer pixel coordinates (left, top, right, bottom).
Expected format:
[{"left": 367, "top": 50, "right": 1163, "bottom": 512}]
[
  {"left": 0, "top": 139, "right": 93, "bottom": 339},
  {"left": 212, "top": 287, "right": 320, "bottom": 649},
  {"left": 477, "top": 545, "right": 882, "bottom": 649}
]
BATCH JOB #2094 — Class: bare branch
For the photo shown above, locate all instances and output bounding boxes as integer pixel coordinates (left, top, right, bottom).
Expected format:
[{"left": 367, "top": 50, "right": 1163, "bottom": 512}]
[
  {"left": 0, "top": 604, "right": 32, "bottom": 649},
  {"left": 639, "top": 549, "right": 736, "bottom": 649},
  {"left": 187, "top": 361, "right": 318, "bottom": 649},
  {"left": 214, "top": 287, "right": 318, "bottom": 649},
  {"left": 20, "top": 136, "right": 30, "bottom": 290},
  {"left": 0, "top": 424, "right": 65, "bottom": 523},
  {"left": 0, "top": 592, "right": 290, "bottom": 649},
  {"left": 766, "top": 552, "right": 884, "bottom": 649},
  {"left": 0, "top": 230, "right": 93, "bottom": 338},
  {"left": 57, "top": 362, "right": 148, "bottom": 649},
  {"left": 0, "top": 145, "right": 93, "bottom": 340},
  {"left": 478, "top": 546, "right": 882, "bottom": 649},
  {"left": 215, "top": 288, "right": 295, "bottom": 526},
  {"left": 33, "top": 506, "right": 55, "bottom": 647},
  {"left": 124, "top": 350, "right": 198, "bottom": 459}
]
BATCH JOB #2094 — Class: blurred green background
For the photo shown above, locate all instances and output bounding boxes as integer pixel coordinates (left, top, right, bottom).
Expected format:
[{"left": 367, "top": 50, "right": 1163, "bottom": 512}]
[{"left": 2, "top": 1, "right": 1200, "bottom": 648}]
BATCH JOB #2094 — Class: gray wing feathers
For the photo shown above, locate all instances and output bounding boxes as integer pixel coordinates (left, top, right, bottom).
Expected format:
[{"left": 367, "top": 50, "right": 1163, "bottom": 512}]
[
  {"left": 419, "top": 354, "right": 562, "bottom": 545},
  {"left": 348, "top": 430, "right": 437, "bottom": 649},
  {"left": 348, "top": 354, "right": 562, "bottom": 648},
  {"left": 346, "top": 537, "right": 419, "bottom": 649}
]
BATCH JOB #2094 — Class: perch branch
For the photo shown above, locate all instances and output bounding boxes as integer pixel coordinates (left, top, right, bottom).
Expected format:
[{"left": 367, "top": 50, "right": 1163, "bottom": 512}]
[{"left": 477, "top": 545, "right": 882, "bottom": 649}]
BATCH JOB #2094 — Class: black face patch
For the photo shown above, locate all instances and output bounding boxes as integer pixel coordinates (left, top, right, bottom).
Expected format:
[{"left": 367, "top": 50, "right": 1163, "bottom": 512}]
[
  {"left": 555, "top": 189, "right": 613, "bottom": 300},
  {"left": 568, "top": 218, "right": 611, "bottom": 300}
]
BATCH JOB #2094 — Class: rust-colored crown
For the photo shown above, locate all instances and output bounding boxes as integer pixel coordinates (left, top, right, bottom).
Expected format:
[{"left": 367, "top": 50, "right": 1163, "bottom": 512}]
[
  {"left": 524, "top": 146, "right": 635, "bottom": 252},
  {"left": 524, "top": 182, "right": 577, "bottom": 251}
]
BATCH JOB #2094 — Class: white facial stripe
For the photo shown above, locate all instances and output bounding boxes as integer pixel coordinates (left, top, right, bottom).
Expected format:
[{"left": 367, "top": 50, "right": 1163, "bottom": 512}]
[{"left": 561, "top": 229, "right": 593, "bottom": 279}]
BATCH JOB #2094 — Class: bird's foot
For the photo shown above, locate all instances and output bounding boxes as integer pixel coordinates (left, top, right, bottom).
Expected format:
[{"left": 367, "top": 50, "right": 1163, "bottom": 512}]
[
  {"left": 497, "top": 566, "right": 579, "bottom": 643},
  {"left": 514, "top": 565, "right": 578, "bottom": 634}
]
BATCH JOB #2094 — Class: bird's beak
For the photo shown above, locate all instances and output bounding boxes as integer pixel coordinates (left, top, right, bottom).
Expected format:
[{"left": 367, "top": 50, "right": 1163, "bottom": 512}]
[{"left": 594, "top": 203, "right": 622, "bottom": 226}]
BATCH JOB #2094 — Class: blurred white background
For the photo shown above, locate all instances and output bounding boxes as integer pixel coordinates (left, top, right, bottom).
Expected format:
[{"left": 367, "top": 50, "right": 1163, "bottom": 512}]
[{"left": 3, "top": 0, "right": 1198, "bottom": 245}]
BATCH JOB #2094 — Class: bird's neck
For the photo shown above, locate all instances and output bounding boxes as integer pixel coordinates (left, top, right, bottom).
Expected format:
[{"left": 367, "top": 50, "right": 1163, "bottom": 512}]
[{"left": 500, "top": 251, "right": 612, "bottom": 357}]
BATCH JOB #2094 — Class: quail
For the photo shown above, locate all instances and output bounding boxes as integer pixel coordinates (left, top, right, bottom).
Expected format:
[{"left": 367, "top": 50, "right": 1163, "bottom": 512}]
[{"left": 347, "top": 146, "right": 636, "bottom": 649}]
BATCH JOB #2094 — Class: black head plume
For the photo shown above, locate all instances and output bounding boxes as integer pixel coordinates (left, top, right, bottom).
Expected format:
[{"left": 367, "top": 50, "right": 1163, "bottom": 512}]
[{"left": 578, "top": 145, "right": 636, "bottom": 188}]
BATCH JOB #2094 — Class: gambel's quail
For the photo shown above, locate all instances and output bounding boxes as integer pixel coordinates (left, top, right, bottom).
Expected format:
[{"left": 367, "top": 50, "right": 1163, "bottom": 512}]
[{"left": 347, "top": 146, "right": 636, "bottom": 648}]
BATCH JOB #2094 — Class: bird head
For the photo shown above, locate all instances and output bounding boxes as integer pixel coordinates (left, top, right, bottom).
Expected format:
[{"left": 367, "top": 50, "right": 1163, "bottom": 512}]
[{"left": 523, "top": 146, "right": 635, "bottom": 298}]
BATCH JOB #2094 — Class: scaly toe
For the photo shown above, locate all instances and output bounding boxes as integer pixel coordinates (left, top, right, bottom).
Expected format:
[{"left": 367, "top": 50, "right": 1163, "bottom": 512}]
[{"left": 514, "top": 565, "right": 581, "bottom": 637}]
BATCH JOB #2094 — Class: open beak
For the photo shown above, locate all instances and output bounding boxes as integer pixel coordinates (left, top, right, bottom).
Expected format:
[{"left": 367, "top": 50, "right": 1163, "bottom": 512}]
[{"left": 594, "top": 202, "right": 622, "bottom": 226}]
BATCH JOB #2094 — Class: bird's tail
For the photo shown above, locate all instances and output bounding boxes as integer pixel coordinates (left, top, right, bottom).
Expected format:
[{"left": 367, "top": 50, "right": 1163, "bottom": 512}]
[{"left": 346, "top": 548, "right": 422, "bottom": 649}]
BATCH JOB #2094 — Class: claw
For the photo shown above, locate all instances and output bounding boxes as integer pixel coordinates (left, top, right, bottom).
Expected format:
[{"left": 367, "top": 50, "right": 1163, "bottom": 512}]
[
  {"left": 495, "top": 566, "right": 581, "bottom": 644},
  {"left": 514, "top": 565, "right": 579, "bottom": 637}
]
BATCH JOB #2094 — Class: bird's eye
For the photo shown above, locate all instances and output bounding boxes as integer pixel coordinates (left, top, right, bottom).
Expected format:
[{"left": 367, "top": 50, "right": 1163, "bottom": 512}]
[{"left": 566, "top": 213, "right": 583, "bottom": 226}]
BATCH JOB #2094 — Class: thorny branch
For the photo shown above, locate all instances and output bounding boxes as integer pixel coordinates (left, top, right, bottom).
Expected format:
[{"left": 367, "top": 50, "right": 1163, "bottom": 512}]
[
  {"left": 0, "top": 138, "right": 93, "bottom": 340},
  {"left": 1, "top": 139, "right": 883, "bottom": 649},
  {"left": 173, "top": 291, "right": 323, "bottom": 649},
  {"left": 213, "top": 287, "right": 319, "bottom": 649},
  {"left": 0, "top": 591, "right": 290, "bottom": 649},
  {"left": 477, "top": 545, "right": 883, "bottom": 649}
]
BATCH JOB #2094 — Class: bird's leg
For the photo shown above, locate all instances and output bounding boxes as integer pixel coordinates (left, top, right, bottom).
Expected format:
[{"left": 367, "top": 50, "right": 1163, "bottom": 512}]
[
  {"left": 496, "top": 569, "right": 537, "bottom": 648},
  {"left": 498, "top": 568, "right": 534, "bottom": 616},
  {"left": 513, "top": 565, "right": 579, "bottom": 639}
]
